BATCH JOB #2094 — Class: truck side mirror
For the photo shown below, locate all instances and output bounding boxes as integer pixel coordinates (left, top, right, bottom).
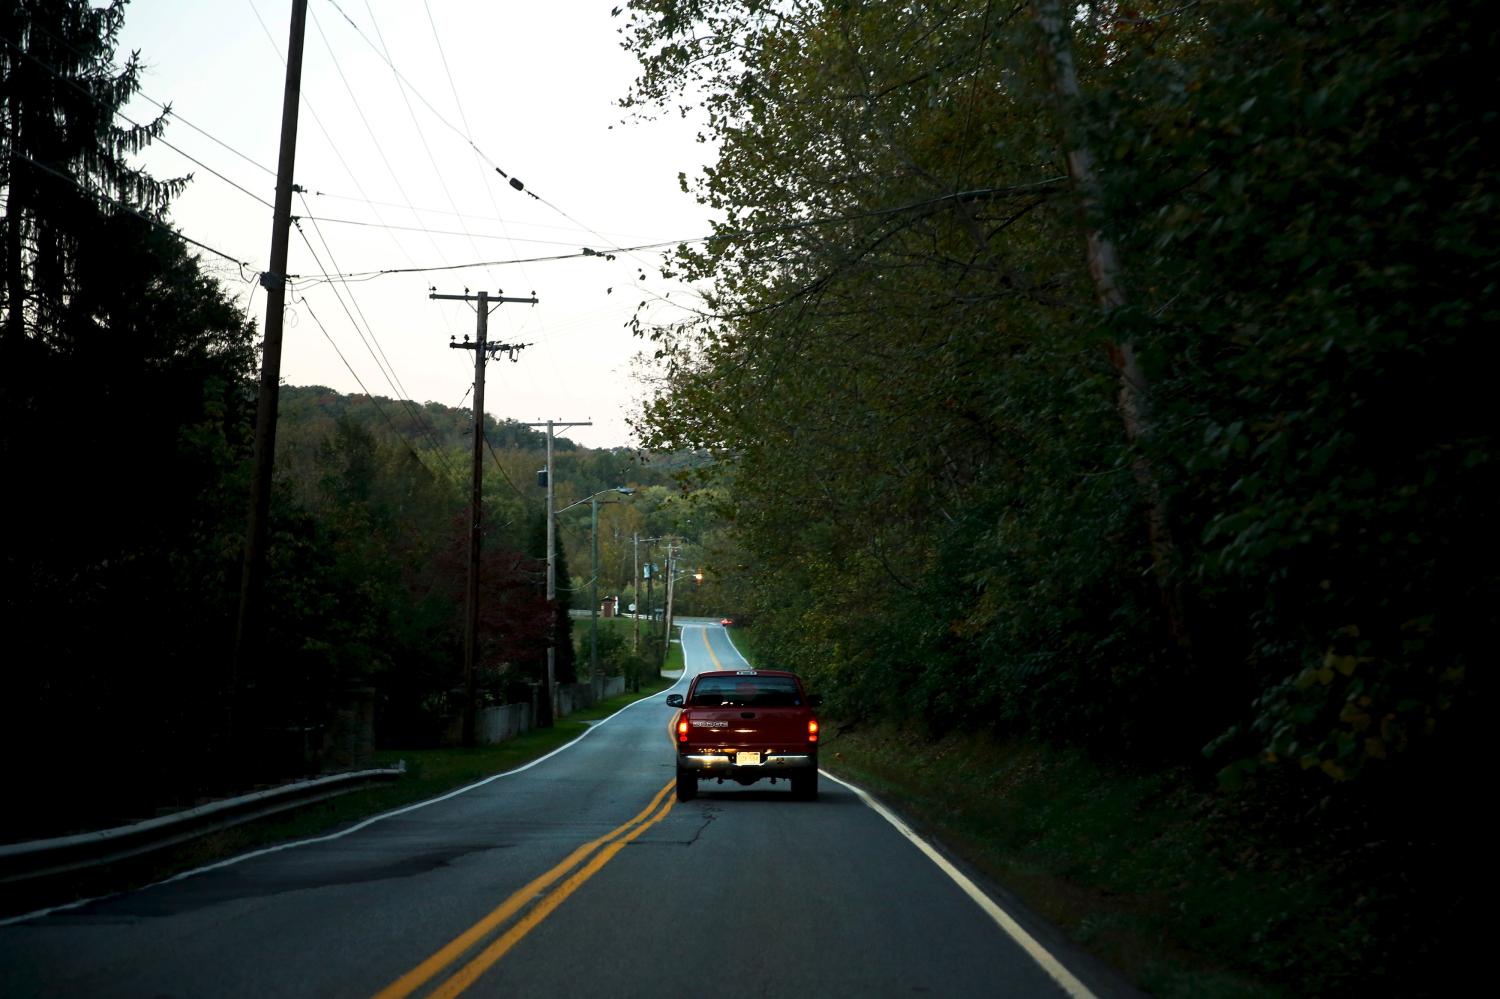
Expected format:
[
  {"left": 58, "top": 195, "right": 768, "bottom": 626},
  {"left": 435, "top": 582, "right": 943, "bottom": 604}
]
[
  {"left": 666, "top": 694, "right": 684, "bottom": 707},
  {"left": 808, "top": 694, "right": 823, "bottom": 708}
]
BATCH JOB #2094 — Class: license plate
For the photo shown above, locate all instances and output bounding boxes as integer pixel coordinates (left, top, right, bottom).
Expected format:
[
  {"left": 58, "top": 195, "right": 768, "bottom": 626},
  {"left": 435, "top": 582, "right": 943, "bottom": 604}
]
[{"left": 735, "top": 751, "right": 761, "bottom": 766}]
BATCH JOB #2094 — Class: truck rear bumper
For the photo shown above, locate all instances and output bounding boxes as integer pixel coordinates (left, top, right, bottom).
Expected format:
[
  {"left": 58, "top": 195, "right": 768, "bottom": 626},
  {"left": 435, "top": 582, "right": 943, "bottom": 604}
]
[{"left": 678, "top": 752, "right": 817, "bottom": 773}]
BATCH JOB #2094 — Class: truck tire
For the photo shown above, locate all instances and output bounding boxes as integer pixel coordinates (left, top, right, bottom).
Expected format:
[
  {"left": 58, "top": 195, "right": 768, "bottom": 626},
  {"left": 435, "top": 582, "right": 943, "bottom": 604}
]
[
  {"left": 675, "top": 767, "right": 697, "bottom": 802},
  {"left": 791, "top": 769, "right": 818, "bottom": 801}
]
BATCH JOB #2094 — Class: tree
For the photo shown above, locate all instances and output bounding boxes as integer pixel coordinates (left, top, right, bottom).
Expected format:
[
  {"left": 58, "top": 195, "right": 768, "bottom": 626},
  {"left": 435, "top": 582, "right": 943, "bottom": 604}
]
[
  {"left": 1, "top": 0, "right": 264, "bottom": 832},
  {"left": 1, "top": 0, "right": 185, "bottom": 350},
  {"left": 619, "top": 0, "right": 1494, "bottom": 763}
]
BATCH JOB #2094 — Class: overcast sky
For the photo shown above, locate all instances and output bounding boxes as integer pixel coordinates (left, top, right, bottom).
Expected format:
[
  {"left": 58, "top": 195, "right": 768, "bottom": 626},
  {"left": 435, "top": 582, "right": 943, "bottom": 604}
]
[{"left": 115, "top": 0, "right": 715, "bottom": 449}]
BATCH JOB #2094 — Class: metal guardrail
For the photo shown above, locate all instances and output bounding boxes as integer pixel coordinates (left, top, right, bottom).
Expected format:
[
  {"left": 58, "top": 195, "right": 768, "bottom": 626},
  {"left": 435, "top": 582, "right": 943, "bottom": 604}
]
[{"left": 0, "top": 763, "right": 405, "bottom": 886}]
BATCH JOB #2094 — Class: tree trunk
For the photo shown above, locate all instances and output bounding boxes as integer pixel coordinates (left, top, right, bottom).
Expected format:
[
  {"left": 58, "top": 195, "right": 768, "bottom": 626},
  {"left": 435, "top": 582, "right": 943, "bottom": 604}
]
[{"left": 1032, "top": 0, "right": 1189, "bottom": 649}]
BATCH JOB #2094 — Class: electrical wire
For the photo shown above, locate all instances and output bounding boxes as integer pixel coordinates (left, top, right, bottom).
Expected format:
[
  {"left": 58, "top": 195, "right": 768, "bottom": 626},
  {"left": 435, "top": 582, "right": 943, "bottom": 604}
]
[
  {"left": 354, "top": 0, "right": 499, "bottom": 295},
  {"left": 484, "top": 433, "right": 532, "bottom": 502},
  {"left": 295, "top": 214, "right": 603, "bottom": 247},
  {"left": 285, "top": 181, "right": 1066, "bottom": 281},
  {"left": 293, "top": 216, "right": 462, "bottom": 482},
  {"left": 9, "top": 151, "right": 255, "bottom": 272},
  {"left": 298, "top": 297, "right": 445, "bottom": 476},
  {"left": 294, "top": 202, "right": 410, "bottom": 399},
  {"left": 0, "top": 33, "right": 274, "bottom": 211},
  {"left": 303, "top": 5, "right": 448, "bottom": 269},
  {"left": 419, "top": 0, "right": 541, "bottom": 346},
  {"left": 9, "top": 20, "right": 277, "bottom": 180},
  {"left": 316, "top": 0, "right": 651, "bottom": 283}
]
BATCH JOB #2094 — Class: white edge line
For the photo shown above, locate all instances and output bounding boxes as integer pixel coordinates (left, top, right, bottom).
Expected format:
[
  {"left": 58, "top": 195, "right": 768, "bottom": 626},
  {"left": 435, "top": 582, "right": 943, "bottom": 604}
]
[
  {"left": 718, "top": 626, "right": 748, "bottom": 665},
  {"left": 716, "top": 623, "right": 1091, "bottom": 996},
  {"left": 715, "top": 626, "right": 1093, "bottom": 994},
  {"left": 2, "top": 673, "right": 694, "bottom": 927},
  {"left": 819, "top": 771, "right": 1099, "bottom": 999}
]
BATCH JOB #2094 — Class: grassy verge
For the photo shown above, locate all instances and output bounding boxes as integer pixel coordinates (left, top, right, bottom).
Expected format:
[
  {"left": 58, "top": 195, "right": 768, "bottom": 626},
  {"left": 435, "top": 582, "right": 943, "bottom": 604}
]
[
  {"left": 720, "top": 623, "right": 756, "bottom": 664},
  {"left": 730, "top": 626, "right": 1312, "bottom": 998},
  {"left": 4, "top": 676, "right": 675, "bottom": 918},
  {"left": 664, "top": 622, "right": 686, "bottom": 673},
  {"left": 822, "top": 727, "right": 1285, "bottom": 998}
]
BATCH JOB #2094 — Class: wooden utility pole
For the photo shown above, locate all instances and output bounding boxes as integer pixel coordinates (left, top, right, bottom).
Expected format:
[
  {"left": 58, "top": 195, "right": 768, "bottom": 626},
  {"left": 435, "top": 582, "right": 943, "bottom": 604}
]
[
  {"left": 632, "top": 532, "right": 640, "bottom": 652},
  {"left": 523, "top": 419, "right": 590, "bottom": 726},
  {"left": 233, "top": 0, "right": 309, "bottom": 742},
  {"left": 662, "top": 540, "right": 679, "bottom": 659},
  {"left": 435, "top": 288, "right": 535, "bottom": 746}
]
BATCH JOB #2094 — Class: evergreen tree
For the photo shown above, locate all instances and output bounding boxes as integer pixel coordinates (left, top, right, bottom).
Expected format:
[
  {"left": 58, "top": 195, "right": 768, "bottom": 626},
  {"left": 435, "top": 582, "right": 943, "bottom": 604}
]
[
  {"left": 1, "top": 0, "right": 185, "bottom": 350},
  {"left": 1, "top": 0, "right": 258, "bottom": 834}
]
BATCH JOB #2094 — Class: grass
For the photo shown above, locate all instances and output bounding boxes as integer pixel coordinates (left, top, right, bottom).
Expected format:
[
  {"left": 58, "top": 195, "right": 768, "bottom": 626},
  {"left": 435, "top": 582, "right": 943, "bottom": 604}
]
[
  {"left": 3, "top": 675, "right": 676, "bottom": 919},
  {"left": 569, "top": 614, "right": 677, "bottom": 680},
  {"left": 727, "top": 626, "right": 1338, "bottom": 998},
  {"left": 720, "top": 623, "right": 757, "bottom": 664},
  {"left": 664, "top": 622, "right": 686, "bottom": 673},
  {"left": 821, "top": 728, "right": 1285, "bottom": 998}
]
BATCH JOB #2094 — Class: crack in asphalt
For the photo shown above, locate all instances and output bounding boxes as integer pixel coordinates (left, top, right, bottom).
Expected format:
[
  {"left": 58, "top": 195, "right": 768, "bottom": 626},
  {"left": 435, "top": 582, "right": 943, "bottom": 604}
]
[{"left": 630, "top": 803, "right": 717, "bottom": 848}]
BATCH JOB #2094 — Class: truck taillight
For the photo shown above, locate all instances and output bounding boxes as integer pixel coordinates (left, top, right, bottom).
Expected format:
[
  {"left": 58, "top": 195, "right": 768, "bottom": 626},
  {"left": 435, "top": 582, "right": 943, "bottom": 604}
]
[
  {"left": 678, "top": 716, "right": 690, "bottom": 743},
  {"left": 808, "top": 718, "right": 819, "bottom": 743}
]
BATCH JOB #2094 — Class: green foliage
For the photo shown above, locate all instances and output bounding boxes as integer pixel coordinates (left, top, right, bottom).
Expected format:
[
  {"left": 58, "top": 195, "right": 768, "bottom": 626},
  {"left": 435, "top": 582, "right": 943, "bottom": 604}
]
[
  {"left": 0, "top": 0, "right": 720, "bottom": 834},
  {"left": 1063, "top": 0, "right": 1496, "bottom": 785},
  {"left": 621, "top": 0, "right": 1492, "bottom": 987},
  {"left": 621, "top": 0, "right": 1493, "bottom": 769}
]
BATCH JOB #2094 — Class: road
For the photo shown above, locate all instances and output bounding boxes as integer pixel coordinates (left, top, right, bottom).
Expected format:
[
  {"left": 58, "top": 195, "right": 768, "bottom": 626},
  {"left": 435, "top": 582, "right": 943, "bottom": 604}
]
[{"left": 0, "top": 624, "right": 1131, "bottom": 998}]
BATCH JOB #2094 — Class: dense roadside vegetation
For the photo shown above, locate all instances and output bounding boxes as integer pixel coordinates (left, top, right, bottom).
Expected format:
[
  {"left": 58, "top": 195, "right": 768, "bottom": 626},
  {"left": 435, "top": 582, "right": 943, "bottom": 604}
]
[
  {"left": 0, "top": 1, "right": 718, "bottom": 844},
  {"left": 619, "top": 0, "right": 1491, "bottom": 994},
  {"left": 3, "top": 0, "right": 1491, "bottom": 991}
]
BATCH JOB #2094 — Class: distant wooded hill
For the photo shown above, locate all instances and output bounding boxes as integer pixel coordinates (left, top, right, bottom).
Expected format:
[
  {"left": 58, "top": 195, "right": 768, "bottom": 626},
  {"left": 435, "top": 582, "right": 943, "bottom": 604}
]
[{"left": 278, "top": 384, "right": 580, "bottom": 454}]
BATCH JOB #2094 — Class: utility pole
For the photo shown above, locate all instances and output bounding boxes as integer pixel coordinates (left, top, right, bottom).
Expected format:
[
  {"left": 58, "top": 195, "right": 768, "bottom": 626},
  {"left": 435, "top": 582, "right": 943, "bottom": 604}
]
[
  {"left": 662, "top": 540, "right": 679, "bottom": 659},
  {"left": 233, "top": 0, "right": 309, "bottom": 750},
  {"left": 644, "top": 547, "right": 656, "bottom": 662},
  {"left": 632, "top": 532, "right": 640, "bottom": 652},
  {"left": 435, "top": 288, "right": 535, "bottom": 746},
  {"left": 590, "top": 493, "right": 602, "bottom": 698},
  {"left": 523, "top": 419, "right": 590, "bottom": 726}
]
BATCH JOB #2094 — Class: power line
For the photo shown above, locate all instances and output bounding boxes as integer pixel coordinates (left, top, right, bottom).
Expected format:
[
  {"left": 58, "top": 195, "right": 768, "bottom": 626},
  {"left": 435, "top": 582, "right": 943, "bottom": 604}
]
[
  {"left": 298, "top": 1, "right": 469, "bottom": 320},
  {"left": 128, "top": 116, "right": 274, "bottom": 209},
  {"left": 355, "top": 0, "right": 500, "bottom": 293},
  {"left": 316, "top": 0, "right": 627, "bottom": 271},
  {"left": 483, "top": 431, "right": 531, "bottom": 502},
  {"left": 154, "top": 103, "right": 277, "bottom": 178},
  {"left": 0, "top": 33, "right": 275, "bottom": 211},
  {"left": 10, "top": 151, "right": 255, "bottom": 273},
  {"left": 285, "top": 182, "right": 1067, "bottom": 281},
  {"left": 298, "top": 298, "right": 445, "bottom": 478},
  {"left": 305, "top": 189, "right": 649, "bottom": 241},
  {"left": 293, "top": 214, "right": 463, "bottom": 482},
  {"left": 294, "top": 214, "right": 603, "bottom": 246},
  {"left": 420, "top": 0, "right": 540, "bottom": 330},
  {"left": 8, "top": 21, "right": 277, "bottom": 181}
]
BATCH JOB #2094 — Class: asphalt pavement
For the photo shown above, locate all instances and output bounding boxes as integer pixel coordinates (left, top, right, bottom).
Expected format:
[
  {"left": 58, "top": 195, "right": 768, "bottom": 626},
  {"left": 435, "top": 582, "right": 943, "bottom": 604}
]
[{"left": 0, "top": 625, "right": 1136, "bottom": 998}]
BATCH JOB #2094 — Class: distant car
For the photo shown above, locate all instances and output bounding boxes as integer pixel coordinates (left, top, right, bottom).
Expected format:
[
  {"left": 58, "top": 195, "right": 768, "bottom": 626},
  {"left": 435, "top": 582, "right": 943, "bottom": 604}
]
[
  {"left": 666, "top": 669, "right": 821, "bottom": 801},
  {"left": 719, "top": 617, "right": 734, "bottom": 627}
]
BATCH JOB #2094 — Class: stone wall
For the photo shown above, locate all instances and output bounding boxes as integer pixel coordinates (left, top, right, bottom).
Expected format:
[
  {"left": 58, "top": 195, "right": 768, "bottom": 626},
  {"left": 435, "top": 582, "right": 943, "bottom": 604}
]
[{"left": 448, "top": 675, "right": 628, "bottom": 746}]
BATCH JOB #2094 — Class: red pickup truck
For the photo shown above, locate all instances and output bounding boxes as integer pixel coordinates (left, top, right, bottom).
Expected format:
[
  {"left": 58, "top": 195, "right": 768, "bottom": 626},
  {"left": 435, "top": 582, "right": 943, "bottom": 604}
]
[{"left": 666, "top": 669, "right": 822, "bottom": 801}]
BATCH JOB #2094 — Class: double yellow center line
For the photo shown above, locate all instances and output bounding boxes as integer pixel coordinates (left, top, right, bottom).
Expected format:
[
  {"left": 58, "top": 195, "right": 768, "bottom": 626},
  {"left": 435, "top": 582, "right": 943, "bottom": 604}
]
[{"left": 372, "top": 779, "right": 677, "bottom": 999}]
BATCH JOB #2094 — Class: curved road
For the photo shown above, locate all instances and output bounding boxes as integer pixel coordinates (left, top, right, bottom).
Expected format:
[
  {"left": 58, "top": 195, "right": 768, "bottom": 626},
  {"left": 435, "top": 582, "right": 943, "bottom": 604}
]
[{"left": 0, "top": 624, "right": 1135, "bottom": 998}]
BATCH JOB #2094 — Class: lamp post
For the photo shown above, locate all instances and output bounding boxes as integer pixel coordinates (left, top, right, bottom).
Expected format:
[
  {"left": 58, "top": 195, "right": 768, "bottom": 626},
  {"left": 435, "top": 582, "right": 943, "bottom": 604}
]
[{"left": 558, "top": 487, "right": 634, "bottom": 696}]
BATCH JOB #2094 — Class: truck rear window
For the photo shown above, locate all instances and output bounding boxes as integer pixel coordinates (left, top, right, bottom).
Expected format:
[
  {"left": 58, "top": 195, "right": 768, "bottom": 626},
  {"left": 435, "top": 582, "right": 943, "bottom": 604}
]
[{"left": 689, "top": 675, "right": 803, "bottom": 707}]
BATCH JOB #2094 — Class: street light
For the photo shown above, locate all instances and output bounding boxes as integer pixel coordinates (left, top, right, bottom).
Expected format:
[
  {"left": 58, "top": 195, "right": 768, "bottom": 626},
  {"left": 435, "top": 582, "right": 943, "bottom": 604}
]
[{"left": 558, "top": 487, "right": 634, "bottom": 696}]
